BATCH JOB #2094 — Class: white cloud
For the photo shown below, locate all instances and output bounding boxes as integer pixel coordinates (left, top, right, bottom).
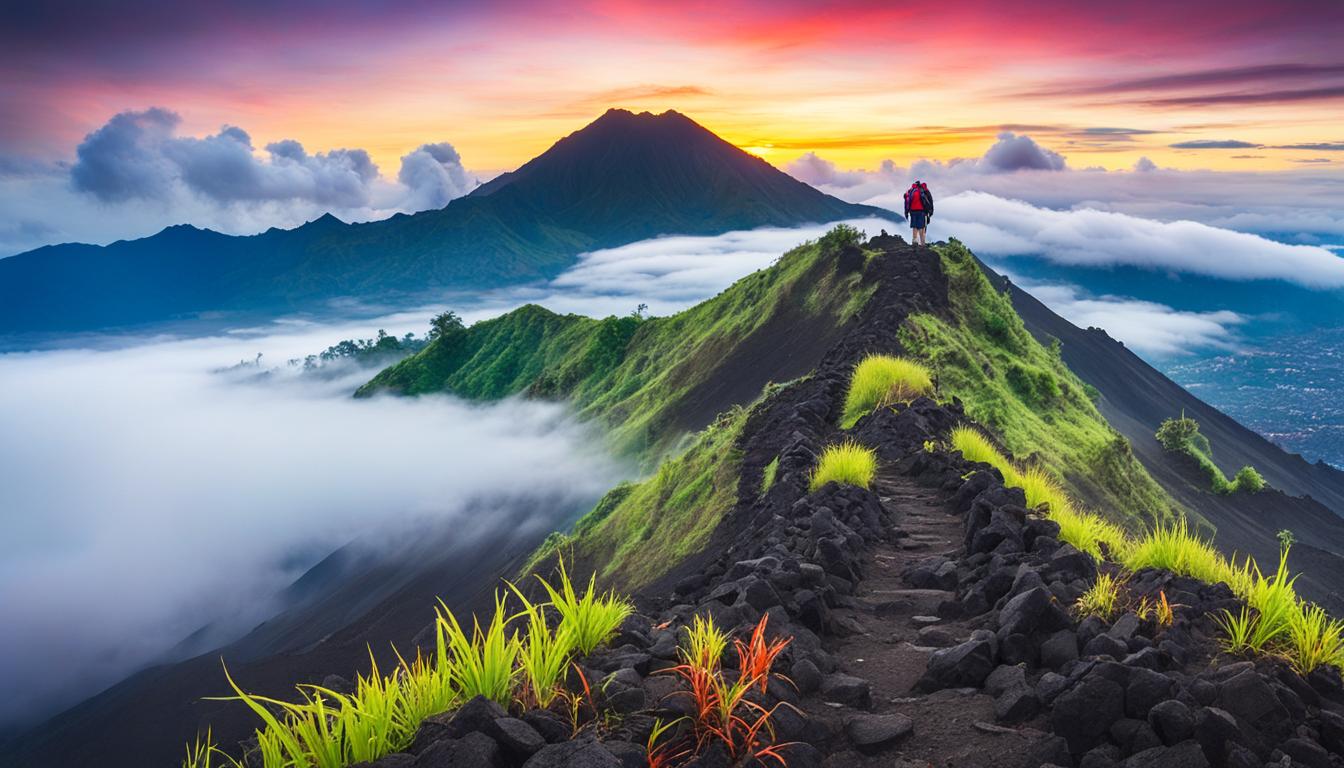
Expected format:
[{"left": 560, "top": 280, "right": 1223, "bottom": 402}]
[
  {"left": 935, "top": 191, "right": 1344, "bottom": 288},
  {"left": 0, "top": 108, "right": 483, "bottom": 256},
  {"left": 1020, "top": 280, "right": 1246, "bottom": 356},
  {"left": 0, "top": 317, "right": 620, "bottom": 727}
]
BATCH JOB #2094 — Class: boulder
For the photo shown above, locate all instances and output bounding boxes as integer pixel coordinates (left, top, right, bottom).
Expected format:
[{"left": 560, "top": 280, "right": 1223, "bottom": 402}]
[
  {"left": 1122, "top": 741, "right": 1209, "bottom": 768},
  {"left": 1191, "top": 707, "right": 1241, "bottom": 766},
  {"left": 821, "top": 673, "right": 872, "bottom": 708},
  {"left": 1041, "top": 629, "right": 1080, "bottom": 670},
  {"left": 790, "top": 658, "right": 823, "bottom": 694},
  {"left": 995, "top": 684, "right": 1041, "bottom": 723},
  {"left": 416, "top": 732, "right": 503, "bottom": 768},
  {"left": 997, "top": 587, "right": 1070, "bottom": 639},
  {"left": 1052, "top": 674, "right": 1126, "bottom": 754},
  {"left": 1125, "top": 667, "right": 1175, "bottom": 719},
  {"left": 916, "top": 636, "right": 997, "bottom": 691},
  {"left": 1148, "top": 700, "right": 1194, "bottom": 746},
  {"left": 984, "top": 664, "right": 1027, "bottom": 697},
  {"left": 1280, "top": 738, "right": 1331, "bottom": 768},
  {"left": 522, "top": 739, "right": 623, "bottom": 768},
  {"left": 1083, "top": 633, "right": 1129, "bottom": 659},
  {"left": 489, "top": 718, "right": 545, "bottom": 758},
  {"left": 845, "top": 713, "right": 914, "bottom": 754}
]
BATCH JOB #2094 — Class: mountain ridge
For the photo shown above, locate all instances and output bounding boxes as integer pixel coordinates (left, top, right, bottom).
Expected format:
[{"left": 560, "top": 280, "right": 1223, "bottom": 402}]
[{"left": 0, "top": 109, "right": 893, "bottom": 335}]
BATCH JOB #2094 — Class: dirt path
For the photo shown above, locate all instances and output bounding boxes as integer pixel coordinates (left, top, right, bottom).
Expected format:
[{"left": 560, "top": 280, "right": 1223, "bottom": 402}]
[{"left": 807, "top": 470, "right": 1050, "bottom": 767}]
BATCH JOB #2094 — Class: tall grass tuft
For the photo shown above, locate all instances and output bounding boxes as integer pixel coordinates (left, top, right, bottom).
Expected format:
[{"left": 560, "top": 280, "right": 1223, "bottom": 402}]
[
  {"left": 436, "top": 592, "right": 520, "bottom": 705},
  {"left": 537, "top": 557, "right": 634, "bottom": 655},
  {"left": 841, "top": 354, "right": 935, "bottom": 427},
  {"left": 1075, "top": 572, "right": 1124, "bottom": 621},
  {"left": 509, "top": 584, "right": 577, "bottom": 708},
  {"left": 809, "top": 441, "right": 878, "bottom": 491},
  {"left": 1288, "top": 604, "right": 1344, "bottom": 673}
]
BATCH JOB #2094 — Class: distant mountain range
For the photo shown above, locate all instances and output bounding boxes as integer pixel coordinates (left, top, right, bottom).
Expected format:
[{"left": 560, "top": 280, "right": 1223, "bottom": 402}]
[{"left": 0, "top": 109, "right": 892, "bottom": 334}]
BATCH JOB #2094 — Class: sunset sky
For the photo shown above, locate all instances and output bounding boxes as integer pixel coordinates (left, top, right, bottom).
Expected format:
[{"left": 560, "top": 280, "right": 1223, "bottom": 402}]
[{"left": 4, "top": 0, "right": 1344, "bottom": 174}]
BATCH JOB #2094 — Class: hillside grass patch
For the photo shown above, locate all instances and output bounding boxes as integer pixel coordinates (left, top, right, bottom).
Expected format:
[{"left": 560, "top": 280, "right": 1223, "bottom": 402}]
[
  {"left": 1156, "top": 414, "right": 1265, "bottom": 494},
  {"left": 902, "top": 240, "right": 1176, "bottom": 532},
  {"left": 840, "top": 354, "right": 934, "bottom": 427}
]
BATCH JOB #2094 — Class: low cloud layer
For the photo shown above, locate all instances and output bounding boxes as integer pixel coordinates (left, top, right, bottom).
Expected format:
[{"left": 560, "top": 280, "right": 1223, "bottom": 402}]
[
  {"left": 0, "top": 319, "right": 619, "bottom": 728},
  {"left": 935, "top": 192, "right": 1344, "bottom": 288},
  {"left": 1018, "top": 281, "right": 1245, "bottom": 356},
  {"left": 0, "top": 108, "right": 480, "bottom": 256}
]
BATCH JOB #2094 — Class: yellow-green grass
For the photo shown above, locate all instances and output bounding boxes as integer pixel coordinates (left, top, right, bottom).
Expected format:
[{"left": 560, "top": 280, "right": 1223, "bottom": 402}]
[
  {"left": 809, "top": 441, "right": 878, "bottom": 492},
  {"left": 950, "top": 426, "right": 1126, "bottom": 558},
  {"left": 840, "top": 354, "right": 934, "bottom": 427},
  {"left": 202, "top": 568, "right": 632, "bottom": 767},
  {"left": 950, "top": 424, "right": 1344, "bottom": 675},
  {"left": 1075, "top": 572, "right": 1125, "bottom": 621}
]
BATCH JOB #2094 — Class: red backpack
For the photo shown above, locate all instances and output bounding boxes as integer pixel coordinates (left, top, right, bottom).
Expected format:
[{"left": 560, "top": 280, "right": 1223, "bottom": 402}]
[{"left": 907, "top": 186, "right": 924, "bottom": 211}]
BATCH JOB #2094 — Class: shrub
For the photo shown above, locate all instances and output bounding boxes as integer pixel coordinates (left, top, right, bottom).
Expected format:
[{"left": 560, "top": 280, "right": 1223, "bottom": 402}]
[
  {"left": 817, "top": 223, "right": 863, "bottom": 253},
  {"left": 1232, "top": 466, "right": 1266, "bottom": 493},
  {"left": 1005, "top": 362, "right": 1060, "bottom": 405},
  {"left": 809, "top": 441, "right": 878, "bottom": 491},
  {"left": 841, "top": 354, "right": 934, "bottom": 427}
]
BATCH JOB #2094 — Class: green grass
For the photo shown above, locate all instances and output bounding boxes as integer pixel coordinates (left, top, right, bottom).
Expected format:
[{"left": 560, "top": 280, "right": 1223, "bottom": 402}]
[
  {"left": 535, "top": 557, "right": 634, "bottom": 655},
  {"left": 902, "top": 240, "right": 1177, "bottom": 532},
  {"left": 759, "top": 455, "right": 779, "bottom": 497},
  {"left": 1156, "top": 414, "right": 1265, "bottom": 494},
  {"left": 950, "top": 426, "right": 1127, "bottom": 558},
  {"left": 840, "top": 354, "right": 934, "bottom": 427},
  {"left": 523, "top": 401, "right": 751, "bottom": 589},
  {"left": 201, "top": 567, "right": 631, "bottom": 766},
  {"left": 809, "top": 441, "right": 878, "bottom": 491},
  {"left": 952, "top": 419, "right": 1344, "bottom": 675},
  {"left": 359, "top": 229, "right": 876, "bottom": 465}
]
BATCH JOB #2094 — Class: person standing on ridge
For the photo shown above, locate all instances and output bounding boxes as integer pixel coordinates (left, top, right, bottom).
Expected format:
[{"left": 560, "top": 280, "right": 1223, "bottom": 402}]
[{"left": 904, "top": 180, "right": 934, "bottom": 246}]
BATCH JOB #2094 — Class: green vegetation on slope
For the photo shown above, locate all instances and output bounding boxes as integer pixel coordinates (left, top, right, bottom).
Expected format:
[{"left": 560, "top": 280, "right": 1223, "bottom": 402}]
[
  {"left": 1156, "top": 413, "right": 1266, "bottom": 494},
  {"left": 809, "top": 441, "right": 878, "bottom": 491},
  {"left": 524, "top": 401, "right": 749, "bottom": 588},
  {"left": 360, "top": 232, "right": 876, "bottom": 463},
  {"left": 902, "top": 240, "right": 1176, "bottom": 531}
]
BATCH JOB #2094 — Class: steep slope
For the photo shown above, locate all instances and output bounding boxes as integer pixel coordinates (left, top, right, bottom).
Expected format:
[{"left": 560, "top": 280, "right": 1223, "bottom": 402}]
[
  {"left": 358, "top": 227, "right": 877, "bottom": 462},
  {"left": 0, "top": 110, "right": 891, "bottom": 334}
]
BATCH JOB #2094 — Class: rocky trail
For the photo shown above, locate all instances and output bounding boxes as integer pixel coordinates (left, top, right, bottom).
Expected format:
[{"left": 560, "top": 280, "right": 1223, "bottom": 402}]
[{"left": 262, "top": 244, "right": 1344, "bottom": 768}]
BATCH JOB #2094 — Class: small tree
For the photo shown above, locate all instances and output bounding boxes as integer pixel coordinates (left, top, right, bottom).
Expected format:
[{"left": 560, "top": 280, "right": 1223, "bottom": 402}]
[
  {"left": 1277, "top": 528, "right": 1296, "bottom": 551},
  {"left": 428, "top": 310, "right": 464, "bottom": 341},
  {"left": 818, "top": 223, "right": 863, "bottom": 253}
]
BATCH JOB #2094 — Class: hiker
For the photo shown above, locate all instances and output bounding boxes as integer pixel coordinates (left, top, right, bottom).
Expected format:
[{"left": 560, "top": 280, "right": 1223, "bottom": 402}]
[{"left": 904, "top": 181, "right": 934, "bottom": 245}]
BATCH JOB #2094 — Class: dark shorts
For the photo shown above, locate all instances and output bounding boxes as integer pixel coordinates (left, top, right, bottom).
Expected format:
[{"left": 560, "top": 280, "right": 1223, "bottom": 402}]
[{"left": 909, "top": 210, "right": 927, "bottom": 229}]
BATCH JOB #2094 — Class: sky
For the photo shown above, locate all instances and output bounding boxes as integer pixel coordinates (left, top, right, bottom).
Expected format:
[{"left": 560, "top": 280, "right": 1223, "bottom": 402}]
[{"left": 2, "top": 1, "right": 1344, "bottom": 255}]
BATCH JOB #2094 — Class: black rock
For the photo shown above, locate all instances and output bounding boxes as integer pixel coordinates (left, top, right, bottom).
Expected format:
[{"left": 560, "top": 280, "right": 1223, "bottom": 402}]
[
  {"left": 916, "top": 636, "right": 997, "bottom": 691},
  {"left": 1052, "top": 674, "right": 1126, "bottom": 754},
  {"left": 1122, "top": 741, "right": 1209, "bottom": 768},
  {"left": 999, "top": 632, "right": 1038, "bottom": 667},
  {"left": 1126, "top": 667, "right": 1175, "bottom": 719},
  {"left": 1079, "top": 744, "right": 1122, "bottom": 768},
  {"left": 521, "top": 739, "right": 623, "bottom": 768},
  {"left": 1036, "top": 671, "right": 1071, "bottom": 706},
  {"left": 1191, "top": 707, "right": 1241, "bottom": 766},
  {"left": 790, "top": 658, "right": 823, "bottom": 694},
  {"left": 1049, "top": 544, "right": 1097, "bottom": 582},
  {"left": 1215, "top": 670, "right": 1288, "bottom": 730},
  {"left": 1083, "top": 633, "right": 1129, "bottom": 659},
  {"left": 601, "top": 741, "right": 645, "bottom": 768},
  {"left": 1279, "top": 737, "right": 1331, "bottom": 768},
  {"left": 997, "top": 586, "right": 1071, "bottom": 639},
  {"left": 821, "top": 673, "right": 872, "bottom": 708},
  {"left": 1026, "top": 735, "right": 1073, "bottom": 767},
  {"left": 845, "top": 713, "right": 914, "bottom": 754},
  {"left": 522, "top": 709, "right": 572, "bottom": 744},
  {"left": 443, "top": 696, "right": 507, "bottom": 739},
  {"left": 1148, "top": 700, "right": 1194, "bottom": 746},
  {"left": 416, "top": 732, "right": 503, "bottom": 768},
  {"left": 1041, "top": 629, "right": 1080, "bottom": 670},
  {"left": 1111, "top": 717, "right": 1162, "bottom": 755},
  {"left": 488, "top": 717, "right": 545, "bottom": 757},
  {"left": 995, "top": 684, "right": 1041, "bottom": 723},
  {"left": 984, "top": 664, "right": 1027, "bottom": 697},
  {"left": 1317, "top": 708, "right": 1344, "bottom": 754}
]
